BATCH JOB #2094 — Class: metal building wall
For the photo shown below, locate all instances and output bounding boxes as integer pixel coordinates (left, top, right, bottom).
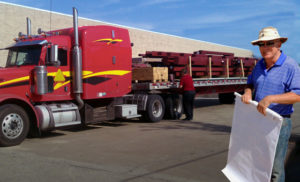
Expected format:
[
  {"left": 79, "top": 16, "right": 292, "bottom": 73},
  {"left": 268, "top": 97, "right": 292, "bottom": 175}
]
[{"left": 0, "top": 2, "right": 253, "bottom": 66}]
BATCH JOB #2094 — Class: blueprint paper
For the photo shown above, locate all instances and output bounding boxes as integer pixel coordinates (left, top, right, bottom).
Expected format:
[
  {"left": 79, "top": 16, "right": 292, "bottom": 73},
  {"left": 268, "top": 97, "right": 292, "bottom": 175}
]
[{"left": 222, "top": 93, "right": 283, "bottom": 182}]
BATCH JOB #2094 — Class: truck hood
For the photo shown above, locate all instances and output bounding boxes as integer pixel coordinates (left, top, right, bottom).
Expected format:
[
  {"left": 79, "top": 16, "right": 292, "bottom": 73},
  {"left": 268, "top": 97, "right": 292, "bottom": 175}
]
[{"left": 0, "top": 67, "right": 32, "bottom": 89}]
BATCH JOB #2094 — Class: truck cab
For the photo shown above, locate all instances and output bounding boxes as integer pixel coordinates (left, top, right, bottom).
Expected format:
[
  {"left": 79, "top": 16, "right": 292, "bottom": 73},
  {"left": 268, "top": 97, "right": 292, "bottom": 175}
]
[
  {"left": 4, "top": 25, "right": 132, "bottom": 101},
  {"left": 0, "top": 14, "right": 133, "bottom": 146}
]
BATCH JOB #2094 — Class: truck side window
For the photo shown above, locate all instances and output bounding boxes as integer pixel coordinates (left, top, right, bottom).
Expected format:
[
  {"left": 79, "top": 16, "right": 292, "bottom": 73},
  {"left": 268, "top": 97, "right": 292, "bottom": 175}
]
[
  {"left": 6, "top": 46, "right": 41, "bottom": 67},
  {"left": 58, "top": 49, "right": 67, "bottom": 66},
  {"left": 46, "top": 48, "right": 67, "bottom": 66}
]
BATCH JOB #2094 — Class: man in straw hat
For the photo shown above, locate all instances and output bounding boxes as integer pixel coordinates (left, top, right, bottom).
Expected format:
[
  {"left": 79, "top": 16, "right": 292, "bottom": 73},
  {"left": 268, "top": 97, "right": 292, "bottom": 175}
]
[{"left": 242, "top": 26, "right": 300, "bottom": 181}]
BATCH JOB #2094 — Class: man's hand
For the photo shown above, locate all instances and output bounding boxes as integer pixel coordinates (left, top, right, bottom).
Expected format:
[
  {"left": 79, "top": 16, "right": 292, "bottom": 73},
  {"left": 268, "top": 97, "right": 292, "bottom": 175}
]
[
  {"left": 241, "top": 88, "right": 252, "bottom": 104},
  {"left": 257, "top": 96, "right": 272, "bottom": 116},
  {"left": 241, "top": 92, "right": 252, "bottom": 104}
]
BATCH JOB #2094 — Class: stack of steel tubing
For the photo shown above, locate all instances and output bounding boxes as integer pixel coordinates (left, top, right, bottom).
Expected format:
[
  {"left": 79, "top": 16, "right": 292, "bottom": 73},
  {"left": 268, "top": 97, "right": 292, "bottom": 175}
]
[{"left": 138, "top": 50, "right": 258, "bottom": 79}]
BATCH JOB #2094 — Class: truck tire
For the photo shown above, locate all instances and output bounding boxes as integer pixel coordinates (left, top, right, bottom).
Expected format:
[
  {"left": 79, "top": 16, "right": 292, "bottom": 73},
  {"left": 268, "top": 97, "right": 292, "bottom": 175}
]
[
  {"left": 218, "top": 92, "right": 235, "bottom": 104},
  {"left": 145, "top": 95, "right": 165, "bottom": 122},
  {"left": 0, "top": 104, "right": 30, "bottom": 147},
  {"left": 164, "top": 94, "right": 183, "bottom": 120}
]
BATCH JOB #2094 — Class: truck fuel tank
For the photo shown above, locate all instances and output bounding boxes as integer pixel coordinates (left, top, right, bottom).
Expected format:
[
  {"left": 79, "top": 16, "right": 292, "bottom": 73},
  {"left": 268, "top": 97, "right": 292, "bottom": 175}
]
[
  {"left": 35, "top": 103, "right": 81, "bottom": 131},
  {"left": 33, "top": 66, "right": 48, "bottom": 95}
]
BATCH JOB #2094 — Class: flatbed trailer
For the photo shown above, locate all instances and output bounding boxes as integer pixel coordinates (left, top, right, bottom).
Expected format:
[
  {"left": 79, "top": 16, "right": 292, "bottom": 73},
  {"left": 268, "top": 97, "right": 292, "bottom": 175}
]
[
  {"left": 132, "top": 77, "right": 247, "bottom": 91},
  {"left": 128, "top": 77, "right": 247, "bottom": 122}
]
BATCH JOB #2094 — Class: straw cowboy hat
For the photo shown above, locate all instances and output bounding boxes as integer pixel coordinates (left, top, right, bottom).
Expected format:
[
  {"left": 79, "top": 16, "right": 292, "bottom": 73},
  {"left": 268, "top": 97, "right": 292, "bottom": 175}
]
[{"left": 251, "top": 26, "right": 288, "bottom": 45}]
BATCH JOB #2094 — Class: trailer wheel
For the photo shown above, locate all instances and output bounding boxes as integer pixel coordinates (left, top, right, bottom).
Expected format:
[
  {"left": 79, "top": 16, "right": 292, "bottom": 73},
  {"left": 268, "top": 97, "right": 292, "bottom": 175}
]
[
  {"left": 145, "top": 95, "right": 165, "bottom": 122},
  {"left": 0, "top": 104, "right": 30, "bottom": 147},
  {"left": 164, "top": 94, "right": 183, "bottom": 120},
  {"left": 218, "top": 93, "right": 235, "bottom": 104}
]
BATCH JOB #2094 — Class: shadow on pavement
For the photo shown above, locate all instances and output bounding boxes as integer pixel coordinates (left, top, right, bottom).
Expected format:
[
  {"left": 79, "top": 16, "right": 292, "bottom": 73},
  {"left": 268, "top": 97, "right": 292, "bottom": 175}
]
[
  {"left": 121, "top": 149, "right": 228, "bottom": 182},
  {"left": 62, "top": 121, "right": 127, "bottom": 131},
  {"left": 59, "top": 124, "right": 102, "bottom": 132},
  {"left": 35, "top": 98, "right": 228, "bottom": 139},
  {"left": 39, "top": 131, "right": 66, "bottom": 138},
  {"left": 194, "top": 98, "right": 223, "bottom": 108},
  {"left": 140, "top": 120, "right": 231, "bottom": 133}
]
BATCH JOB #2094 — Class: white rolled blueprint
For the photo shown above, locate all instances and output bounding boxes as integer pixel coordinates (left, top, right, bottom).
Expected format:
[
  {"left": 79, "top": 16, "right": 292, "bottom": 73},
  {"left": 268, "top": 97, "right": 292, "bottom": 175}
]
[{"left": 222, "top": 92, "right": 283, "bottom": 182}]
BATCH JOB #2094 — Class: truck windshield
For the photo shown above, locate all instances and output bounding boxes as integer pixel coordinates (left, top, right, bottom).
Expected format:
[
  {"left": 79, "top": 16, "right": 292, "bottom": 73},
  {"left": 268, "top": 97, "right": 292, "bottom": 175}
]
[{"left": 6, "top": 46, "right": 41, "bottom": 67}]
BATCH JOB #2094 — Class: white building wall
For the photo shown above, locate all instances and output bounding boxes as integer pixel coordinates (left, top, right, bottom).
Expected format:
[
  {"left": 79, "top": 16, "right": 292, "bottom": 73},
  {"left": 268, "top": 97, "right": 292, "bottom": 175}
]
[{"left": 0, "top": 2, "right": 253, "bottom": 66}]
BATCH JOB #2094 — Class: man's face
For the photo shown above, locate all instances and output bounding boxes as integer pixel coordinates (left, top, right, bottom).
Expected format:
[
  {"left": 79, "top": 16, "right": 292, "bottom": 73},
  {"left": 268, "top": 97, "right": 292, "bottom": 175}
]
[{"left": 258, "top": 40, "right": 282, "bottom": 60}]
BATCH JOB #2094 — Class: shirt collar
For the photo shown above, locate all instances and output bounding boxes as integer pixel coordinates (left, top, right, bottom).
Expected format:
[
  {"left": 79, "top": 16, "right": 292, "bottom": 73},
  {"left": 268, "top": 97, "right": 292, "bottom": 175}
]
[
  {"left": 260, "top": 51, "right": 287, "bottom": 68},
  {"left": 274, "top": 51, "right": 287, "bottom": 66}
]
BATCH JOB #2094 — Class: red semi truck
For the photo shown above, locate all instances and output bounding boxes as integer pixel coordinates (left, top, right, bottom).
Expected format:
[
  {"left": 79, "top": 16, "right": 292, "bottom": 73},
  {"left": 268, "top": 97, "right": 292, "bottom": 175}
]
[{"left": 0, "top": 8, "right": 256, "bottom": 146}]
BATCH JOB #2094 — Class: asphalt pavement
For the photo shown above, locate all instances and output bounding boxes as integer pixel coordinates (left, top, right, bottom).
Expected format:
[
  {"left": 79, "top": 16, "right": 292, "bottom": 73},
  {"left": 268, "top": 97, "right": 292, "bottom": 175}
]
[{"left": 0, "top": 98, "right": 299, "bottom": 182}]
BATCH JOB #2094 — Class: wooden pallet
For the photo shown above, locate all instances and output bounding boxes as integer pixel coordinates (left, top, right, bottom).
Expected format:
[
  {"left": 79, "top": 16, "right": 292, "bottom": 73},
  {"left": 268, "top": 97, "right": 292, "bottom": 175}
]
[
  {"left": 132, "top": 67, "right": 168, "bottom": 82},
  {"left": 134, "top": 79, "right": 168, "bottom": 83}
]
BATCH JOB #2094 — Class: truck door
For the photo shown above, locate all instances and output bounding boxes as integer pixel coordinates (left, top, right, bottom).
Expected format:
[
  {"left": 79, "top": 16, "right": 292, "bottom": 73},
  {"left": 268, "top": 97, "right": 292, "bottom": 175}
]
[{"left": 38, "top": 46, "right": 72, "bottom": 101}]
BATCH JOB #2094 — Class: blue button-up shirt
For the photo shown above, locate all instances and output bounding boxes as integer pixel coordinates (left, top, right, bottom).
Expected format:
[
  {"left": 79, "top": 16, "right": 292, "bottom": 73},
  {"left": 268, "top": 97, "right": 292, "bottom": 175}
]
[{"left": 247, "top": 51, "right": 300, "bottom": 115}]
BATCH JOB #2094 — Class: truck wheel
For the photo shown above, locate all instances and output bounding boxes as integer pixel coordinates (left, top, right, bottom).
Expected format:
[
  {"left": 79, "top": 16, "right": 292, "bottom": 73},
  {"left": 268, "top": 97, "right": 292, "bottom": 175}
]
[
  {"left": 0, "top": 104, "right": 30, "bottom": 147},
  {"left": 218, "top": 93, "right": 235, "bottom": 104},
  {"left": 145, "top": 95, "right": 165, "bottom": 122},
  {"left": 164, "top": 94, "right": 183, "bottom": 120}
]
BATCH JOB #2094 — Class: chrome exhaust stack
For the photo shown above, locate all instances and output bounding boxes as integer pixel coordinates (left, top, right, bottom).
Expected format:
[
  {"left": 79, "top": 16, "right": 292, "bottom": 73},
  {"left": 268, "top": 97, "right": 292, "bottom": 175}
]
[
  {"left": 26, "top": 17, "right": 31, "bottom": 36},
  {"left": 72, "top": 7, "right": 84, "bottom": 109}
]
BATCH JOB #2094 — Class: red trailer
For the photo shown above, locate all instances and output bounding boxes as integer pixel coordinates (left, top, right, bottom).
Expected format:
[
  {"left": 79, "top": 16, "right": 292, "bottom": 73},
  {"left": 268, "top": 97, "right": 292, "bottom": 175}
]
[{"left": 0, "top": 8, "right": 257, "bottom": 146}]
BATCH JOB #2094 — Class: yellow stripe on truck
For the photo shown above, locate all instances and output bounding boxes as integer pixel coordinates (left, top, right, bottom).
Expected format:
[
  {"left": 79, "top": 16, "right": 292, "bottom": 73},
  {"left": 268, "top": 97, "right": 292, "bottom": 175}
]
[
  {"left": 0, "top": 76, "right": 30, "bottom": 86},
  {"left": 0, "top": 70, "right": 130, "bottom": 90},
  {"left": 47, "top": 70, "right": 93, "bottom": 77},
  {"left": 94, "top": 38, "right": 123, "bottom": 45},
  {"left": 54, "top": 70, "right": 130, "bottom": 90},
  {"left": 82, "top": 70, "right": 130, "bottom": 79}
]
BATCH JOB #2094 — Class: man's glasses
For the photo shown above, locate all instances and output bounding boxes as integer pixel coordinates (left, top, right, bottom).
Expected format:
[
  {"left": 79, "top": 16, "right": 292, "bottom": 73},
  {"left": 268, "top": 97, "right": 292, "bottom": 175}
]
[{"left": 257, "top": 41, "right": 275, "bottom": 47}]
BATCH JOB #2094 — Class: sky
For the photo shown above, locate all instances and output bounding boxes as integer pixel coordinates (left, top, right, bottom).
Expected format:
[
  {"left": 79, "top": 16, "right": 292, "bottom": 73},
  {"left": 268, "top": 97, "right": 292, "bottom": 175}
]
[{"left": 1, "top": 0, "right": 300, "bottom": 62}]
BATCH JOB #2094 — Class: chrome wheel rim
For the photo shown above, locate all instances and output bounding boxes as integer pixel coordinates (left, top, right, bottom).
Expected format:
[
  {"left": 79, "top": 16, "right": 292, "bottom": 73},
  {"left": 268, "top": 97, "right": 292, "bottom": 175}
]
[
  {"left": 175, "top": 99, "right": 183, "bottom": 113},
  {"left": 2, "top": 113, "right": 23, "bottom": 139},
  {"left": 152, "top": 100, "right": 162, "bottom": 118}
]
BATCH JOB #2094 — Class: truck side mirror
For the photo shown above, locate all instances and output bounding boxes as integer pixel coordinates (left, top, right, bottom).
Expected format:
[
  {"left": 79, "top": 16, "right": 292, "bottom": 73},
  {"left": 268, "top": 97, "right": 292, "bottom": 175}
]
[
  {"left": 49, "top": 45, "right": 60, "bottom": 67},
  {"left": 50, "top": 45, "right": 58, "bottom": 63}
]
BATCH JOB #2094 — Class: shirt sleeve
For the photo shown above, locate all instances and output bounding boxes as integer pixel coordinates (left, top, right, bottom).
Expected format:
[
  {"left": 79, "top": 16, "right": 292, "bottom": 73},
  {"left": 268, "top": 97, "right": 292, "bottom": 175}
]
[
  {"left": 180, "top": 77, "right": 184, "bottom": 87},
  {"left": 287, "top": 65, "right": 300, "bottom": 95},
  {"left": 247, "top": 73, "right": 253, "bottom": 85}
]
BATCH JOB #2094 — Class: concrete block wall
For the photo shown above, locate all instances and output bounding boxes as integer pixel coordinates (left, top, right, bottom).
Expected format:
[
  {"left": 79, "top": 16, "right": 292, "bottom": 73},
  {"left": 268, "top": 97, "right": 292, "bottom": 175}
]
[{"left": 0, "top": 2, "right": 253, "bottom": 66}]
